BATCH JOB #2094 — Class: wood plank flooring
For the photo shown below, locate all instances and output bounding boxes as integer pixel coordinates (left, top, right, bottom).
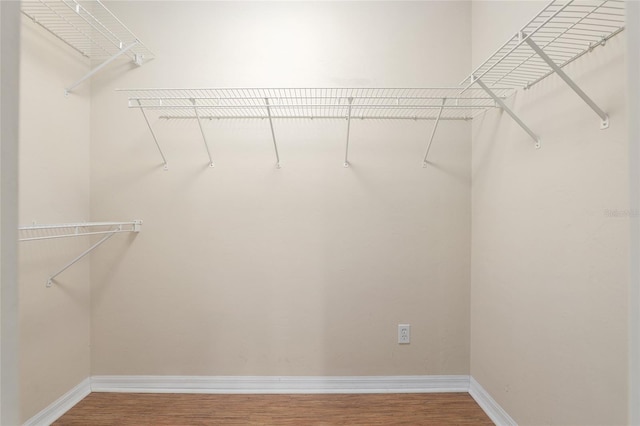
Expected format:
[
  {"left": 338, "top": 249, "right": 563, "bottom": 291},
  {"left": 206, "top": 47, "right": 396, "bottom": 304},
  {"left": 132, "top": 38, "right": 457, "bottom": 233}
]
[{"left": 54, "top": 392, "right": 494, "bottom": 425}]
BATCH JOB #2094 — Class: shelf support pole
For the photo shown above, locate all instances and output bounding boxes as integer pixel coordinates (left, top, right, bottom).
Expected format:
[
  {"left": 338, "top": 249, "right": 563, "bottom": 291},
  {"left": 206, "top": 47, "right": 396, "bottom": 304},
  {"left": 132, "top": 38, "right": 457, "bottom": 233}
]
[
  {"left": 65, "top": 40, "right": 139, "bottom": 95},
  {"left": 422, "top": 98, "right": 446, "bottom": 167},
  {"left": 344, "top": 97, "right": 353, "bottom": 168},
  {"left": 264, "top": 98, "right": 281, "bottom": 168},
  {"left": 192, "top": 99, "right": 215, "bottom": 168},
  {"left": 136, "top": 100, "right": 168, "bottom": 170},
  {"left": 46, "top": 228, "right": 119, "bottom": 287},
  {"left": 474, "top": 77, "right": 541, "bottom": 148},
  {"left": 524, "top": 35, "right": 609, "bottom": 129}
]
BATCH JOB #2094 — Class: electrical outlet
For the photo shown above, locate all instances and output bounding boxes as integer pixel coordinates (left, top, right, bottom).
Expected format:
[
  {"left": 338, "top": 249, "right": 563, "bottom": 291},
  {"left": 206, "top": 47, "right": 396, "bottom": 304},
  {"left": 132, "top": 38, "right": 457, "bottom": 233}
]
[{"left": 398, "top": 324, "right": 410, "bottom": 344}]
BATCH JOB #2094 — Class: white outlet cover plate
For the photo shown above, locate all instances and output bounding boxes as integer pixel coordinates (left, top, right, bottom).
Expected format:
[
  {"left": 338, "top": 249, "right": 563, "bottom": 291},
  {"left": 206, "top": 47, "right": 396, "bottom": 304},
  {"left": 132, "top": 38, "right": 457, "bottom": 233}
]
[{"left": 398, "top": 324, "right": 410, "bottom": 344}]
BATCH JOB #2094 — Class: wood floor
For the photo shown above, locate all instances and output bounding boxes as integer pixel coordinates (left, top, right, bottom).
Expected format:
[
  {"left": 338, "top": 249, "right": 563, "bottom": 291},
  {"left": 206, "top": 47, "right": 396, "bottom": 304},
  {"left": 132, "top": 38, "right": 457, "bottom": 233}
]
[{"left": 54, "top": 392, "right": 493, "bottom": 425}]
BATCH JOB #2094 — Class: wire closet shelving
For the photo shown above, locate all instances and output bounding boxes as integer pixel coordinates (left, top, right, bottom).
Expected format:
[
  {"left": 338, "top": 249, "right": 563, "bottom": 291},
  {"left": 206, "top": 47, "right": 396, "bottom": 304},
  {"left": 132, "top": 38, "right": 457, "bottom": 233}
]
[
  {"left": 119, "top": 87, "right": 513, "bottom": 169},
  {"left": 19, "top": 221, "right": 142, "bottom": 287},
  {"left": 21, "top": 0, "right": 154, "bottom": 94},
  {"left": 119, "top": 1, "right": 625, "bottom": 169},
  {"left": 461, "top": 0, "right": 625, "bottom": 141}
]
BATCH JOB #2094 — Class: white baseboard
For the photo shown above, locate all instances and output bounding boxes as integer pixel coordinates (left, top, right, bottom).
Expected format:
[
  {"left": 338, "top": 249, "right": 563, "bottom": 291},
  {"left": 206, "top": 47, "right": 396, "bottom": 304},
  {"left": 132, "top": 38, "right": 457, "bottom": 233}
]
[
  {"left": 90, "top": 374, "right": 470, "bottom": 394},
  {"left": 23, "top": 377, "right": 91, "bottom": 426},
  {"left": 469, "top": 376, "right": 518, "bottom": 426},
  {"left": 26, "top": 375, "right": 515, "bottom": 426}
]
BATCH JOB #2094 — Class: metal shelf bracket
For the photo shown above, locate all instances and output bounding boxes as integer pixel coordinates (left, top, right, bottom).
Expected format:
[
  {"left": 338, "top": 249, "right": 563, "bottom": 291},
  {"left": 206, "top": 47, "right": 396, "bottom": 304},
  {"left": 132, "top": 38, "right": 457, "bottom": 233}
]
[
  {"left": 344, "top": 97, "right": 353, "bottom": 168},
  {"left": 423, "top": 98, "right": 446, "bottom": 167},
  {"left": 192, "top": 99, "right": 215, "bottom": 168},
  {"left": 474, "top": 77, "right": 541, "bottom": 149},
  {"left": 65, "top": 41, "right": 139, "bottom": 96},
  {"left": 137, "top": 99, "right": 168, "bottom": 170},
  {"left": 523, "top": 33, "right": 610, "bottom": 129},
  {"left": 265, "top": 98, "right": 281, "bottom": 168}
]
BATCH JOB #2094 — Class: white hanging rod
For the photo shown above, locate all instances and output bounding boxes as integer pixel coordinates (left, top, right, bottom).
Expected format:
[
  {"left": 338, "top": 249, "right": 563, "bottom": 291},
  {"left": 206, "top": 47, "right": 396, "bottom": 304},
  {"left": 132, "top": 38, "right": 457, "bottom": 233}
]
[
  {"left": 21, "top": 0, "right": 154, "bottom": 94},
  {"left": 133, "top": 105, "right": 491, "bottom": 110},
  {"left": 158, "top": 115, "right": 473, "bottom": 121},
  {"left": 19, "top": 221, "right": 142, "bottom": 287},
  {"left": 128, "top": 95, "right": 503, "bottom": 102}
]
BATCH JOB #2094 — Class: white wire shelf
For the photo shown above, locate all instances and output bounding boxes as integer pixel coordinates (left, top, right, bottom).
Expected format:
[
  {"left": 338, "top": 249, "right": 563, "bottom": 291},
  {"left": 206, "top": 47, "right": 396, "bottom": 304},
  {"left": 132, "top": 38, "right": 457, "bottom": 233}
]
[
  {"left": 461, "top": 0, "right": 625, "bottom": 90},
  {"left": 461, "top": 0, "right": 624, "bottom": 142},
  {"left": 121, "top": 87, "right": 512, "bottom": 121},
  {"left": 19, "top": 221, "right": 142, "bottom": 241},
  {"left": 119, "top": 87, "right": 513, "bottom": 169},
  {"left": 21, "top": 0, "right": 154, "bottom": 93},
  {"left": 19, "top": 221, "right": 142, "bottom": 287}
]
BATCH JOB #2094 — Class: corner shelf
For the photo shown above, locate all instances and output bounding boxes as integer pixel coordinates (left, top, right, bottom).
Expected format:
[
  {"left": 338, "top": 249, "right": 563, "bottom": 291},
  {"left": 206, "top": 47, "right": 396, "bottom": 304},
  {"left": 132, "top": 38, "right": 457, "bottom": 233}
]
[
  {"left": 19, "top": 221, "right": 142, "bottom": 287},
  {"left": 21, "top": 0, "right": 154, "bottom": 94},
  {"left": 119, "top": 87, "right": 513, "bottom": 168},
  {"left": 461, "top": 0, "right": 625, "bottom": 142}
]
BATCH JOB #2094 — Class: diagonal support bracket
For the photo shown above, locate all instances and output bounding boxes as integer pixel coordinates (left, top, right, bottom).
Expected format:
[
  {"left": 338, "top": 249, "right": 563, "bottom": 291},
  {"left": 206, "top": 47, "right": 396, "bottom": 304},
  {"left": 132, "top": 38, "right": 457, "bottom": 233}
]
[
  {"left": 474, "top": 77, "right": 541, "bottom": 149},
  {"left": 343, "top": 97, "right": 353, "bottom": 168},
  {"left": 65, "top": 41, "right": 139, "bottom": 96},
  {"left": 422, "top": 98, "right": 446, "bottom": 167},
  {"left": 524, "top": 35, "right": 609, "bottom": 129},
  {"left": 47, "top": 227, "right": 118, "bottom": 287},
  {"left": 265, "top": 98, "right": 281, "bottom": 168},
  {"left": 137, "top": 99, "right": 168, "bottom": 170},
  {"left": 192, "top": 99, "right": 215, "bottom": 168}
]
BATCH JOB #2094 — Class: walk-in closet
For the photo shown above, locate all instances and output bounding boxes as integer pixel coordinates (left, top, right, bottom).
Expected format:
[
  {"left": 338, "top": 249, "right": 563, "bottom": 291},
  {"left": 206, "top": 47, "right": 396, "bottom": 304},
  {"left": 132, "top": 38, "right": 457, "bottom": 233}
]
[{"left": 0, "top": 0, "right": 638, "bottom": 424}]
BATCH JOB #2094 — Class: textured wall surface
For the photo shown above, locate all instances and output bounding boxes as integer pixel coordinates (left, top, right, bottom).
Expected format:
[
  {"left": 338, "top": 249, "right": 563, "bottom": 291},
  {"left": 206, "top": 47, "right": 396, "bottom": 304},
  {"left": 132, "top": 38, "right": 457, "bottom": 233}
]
[
  {"left": 19, "top": 15, "right": 91, "bottom": 422},
  {"left": 470, "top": 2, "right": 629, "bottom": 424},
  {"left": 89, "top": 1, "right": 473, "bottom": 377}
]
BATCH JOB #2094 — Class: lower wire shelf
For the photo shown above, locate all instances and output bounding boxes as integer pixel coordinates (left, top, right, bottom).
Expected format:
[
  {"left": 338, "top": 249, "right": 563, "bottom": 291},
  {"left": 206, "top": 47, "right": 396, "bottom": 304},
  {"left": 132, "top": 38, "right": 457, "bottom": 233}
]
[{"left": 19, "top": 221, "right": 142, "bottom": 287}]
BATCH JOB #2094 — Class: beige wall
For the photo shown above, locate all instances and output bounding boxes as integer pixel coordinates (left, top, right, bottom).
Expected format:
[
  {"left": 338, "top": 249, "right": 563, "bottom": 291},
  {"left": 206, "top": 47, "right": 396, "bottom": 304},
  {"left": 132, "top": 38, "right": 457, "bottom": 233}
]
[
  {"left": 17, "top": 1, "right": 633, "bottom": 423},
  {"left": 18, "top": 16, "right": 91, "bottom": 423},
  {"left": 470, "top": 2, "right": 629, "bottom": 425},
  {"left": 88, "top": 1, "right": 472, "bottom": 376}
]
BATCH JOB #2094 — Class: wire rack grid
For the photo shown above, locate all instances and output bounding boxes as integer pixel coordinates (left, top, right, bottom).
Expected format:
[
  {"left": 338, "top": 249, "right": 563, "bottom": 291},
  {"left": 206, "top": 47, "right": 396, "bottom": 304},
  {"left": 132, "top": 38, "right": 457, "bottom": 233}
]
[
  {"left": 461, "top": 0, "right": 625, "bottom": 89},
  {"left": 21, "top": 0, "right": 154, "bottom": 62},
  {"left": 120, "top": 87, "right": 514, "bottom": 121}
]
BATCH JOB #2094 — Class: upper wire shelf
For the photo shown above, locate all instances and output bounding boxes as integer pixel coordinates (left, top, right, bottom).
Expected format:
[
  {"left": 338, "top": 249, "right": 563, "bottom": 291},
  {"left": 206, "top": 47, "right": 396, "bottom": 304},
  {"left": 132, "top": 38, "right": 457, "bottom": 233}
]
[
  {"left": 119, "top": 87, "right": 513, "bottom": 169},
  {"left": 461, "top": 0, "right": 625, "bottom": 90},
  {"left": 120, "top": 87, "right": 513, "bottom": 121},
  {"left": 21, "top": 0, "right": 153, "bottom": 62},
  {"left": 22, "top": 0, "right": 154, "bottom": 94}
]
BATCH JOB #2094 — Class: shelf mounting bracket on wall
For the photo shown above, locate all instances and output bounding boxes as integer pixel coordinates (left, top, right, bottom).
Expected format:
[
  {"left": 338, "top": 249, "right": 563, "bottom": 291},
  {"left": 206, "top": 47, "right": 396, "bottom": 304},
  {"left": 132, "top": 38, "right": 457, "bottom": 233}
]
[
  {"left": 65, "top": 41, "right": 139, "bottom": 96},
  {"left": 473, "top": 77, "right": 541, "bottom": 148},
  {"left": 265, "top": 98, "right": 281, "bottom": 168},
  {"left": 422, "top": 98, "right": 446, "bottom": 167},
  {"left": 343, "top": 97, "right": 353, "bottom": 168},
  {"left": 137, "top": 99, "right": 168, "bottom": 170},
  {"left": 193, "top": 99, "right": 215, "bottom": 168},
  {"left": 523, "top": 32, "right": 609, "bottom": 129},
  {"left": 19, "top": 221, "right": 142, "bottom": 287}
]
